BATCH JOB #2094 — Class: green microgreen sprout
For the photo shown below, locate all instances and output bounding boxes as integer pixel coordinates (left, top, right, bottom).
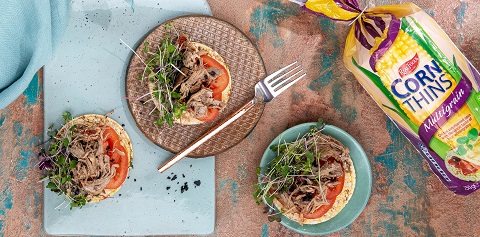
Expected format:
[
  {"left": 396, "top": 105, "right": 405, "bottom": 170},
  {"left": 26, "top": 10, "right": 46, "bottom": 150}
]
[
  {"left": 140, "top": 22, "right": 186, "bottom": 126},
  {"left": 121, "top": 21, "right": 186, "bottom": 127},
  {"left": 254, "top": 123, "right": 326, "bottom": 222},
  {"left": 39, "top": 112, "right": 87, "bottom": 209}
]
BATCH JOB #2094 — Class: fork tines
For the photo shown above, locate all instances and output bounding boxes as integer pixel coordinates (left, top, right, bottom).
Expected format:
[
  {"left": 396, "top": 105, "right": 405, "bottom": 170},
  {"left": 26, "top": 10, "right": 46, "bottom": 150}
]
[{"left": 266, "top": 61, "right": 306, "bottom": 96}]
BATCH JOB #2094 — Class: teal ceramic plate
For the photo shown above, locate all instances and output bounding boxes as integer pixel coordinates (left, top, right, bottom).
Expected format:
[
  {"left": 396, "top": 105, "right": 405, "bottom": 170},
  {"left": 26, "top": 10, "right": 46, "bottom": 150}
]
[{"left": 260, "top": 123, "right": 372, "bottom": 235}]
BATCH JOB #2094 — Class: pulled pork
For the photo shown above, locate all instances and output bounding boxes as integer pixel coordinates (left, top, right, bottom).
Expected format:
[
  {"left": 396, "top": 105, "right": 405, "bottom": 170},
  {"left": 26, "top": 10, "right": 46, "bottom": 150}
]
[
  {"left": 187, "top": 88, "right": 225, "bottom": 118},
  {"left": 173, "top": 35, "right": 227, "bottom": 119},
  {"left": 275, "top": 132, "right": 351, "bottom": 216},
  {"left": 65, "top": 123, "right": 116, "bottom": 200}
]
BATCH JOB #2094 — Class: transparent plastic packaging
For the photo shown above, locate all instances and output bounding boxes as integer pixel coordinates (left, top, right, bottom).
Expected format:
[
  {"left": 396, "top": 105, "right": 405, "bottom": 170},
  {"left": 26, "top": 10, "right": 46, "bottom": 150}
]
[{"left": 292, "top": 0, "right": 480, "bottom": 195}]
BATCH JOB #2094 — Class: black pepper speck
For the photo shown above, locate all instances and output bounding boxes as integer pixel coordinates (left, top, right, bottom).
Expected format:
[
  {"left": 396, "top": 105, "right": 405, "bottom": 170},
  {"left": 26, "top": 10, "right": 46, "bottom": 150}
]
[
  {"left": 194, "top": 180, "right": 201, "bottom": 187},
  {"left": 171, "top": 175, "right": 177, "bottom": 181},
  {"left": 180, "top": 182, "right": 189, "bottom": 193}
]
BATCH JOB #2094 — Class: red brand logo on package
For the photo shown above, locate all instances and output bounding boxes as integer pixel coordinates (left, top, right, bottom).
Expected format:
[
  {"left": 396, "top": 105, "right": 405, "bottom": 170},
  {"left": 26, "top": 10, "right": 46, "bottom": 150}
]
[{"left": 398, "top": 53, "right": 419, "bottom": 77}]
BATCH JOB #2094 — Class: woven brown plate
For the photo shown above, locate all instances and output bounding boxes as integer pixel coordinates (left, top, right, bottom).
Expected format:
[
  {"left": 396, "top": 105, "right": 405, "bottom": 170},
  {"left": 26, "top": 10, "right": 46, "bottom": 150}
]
[{"left": 125, "top": 15, "right": 266, "bottom": 157}]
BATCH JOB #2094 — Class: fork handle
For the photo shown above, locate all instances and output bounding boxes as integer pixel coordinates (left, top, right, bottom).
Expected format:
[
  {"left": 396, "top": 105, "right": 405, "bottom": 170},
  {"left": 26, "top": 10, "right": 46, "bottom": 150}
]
[{"left": 158, "top": 99, "right": 257, "bottom": 173}]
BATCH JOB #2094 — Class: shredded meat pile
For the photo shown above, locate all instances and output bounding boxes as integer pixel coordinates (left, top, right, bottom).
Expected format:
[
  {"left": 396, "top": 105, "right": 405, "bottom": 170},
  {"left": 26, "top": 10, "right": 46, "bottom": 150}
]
[
  {"left": 173, "top": 35, "right": 226, "bottom": 119},
  {"left": 275, "top": 132, "right": 351, "bottom": 216},
  {"left": 63, "top": 123, "right": 116, "bottom": 200}
]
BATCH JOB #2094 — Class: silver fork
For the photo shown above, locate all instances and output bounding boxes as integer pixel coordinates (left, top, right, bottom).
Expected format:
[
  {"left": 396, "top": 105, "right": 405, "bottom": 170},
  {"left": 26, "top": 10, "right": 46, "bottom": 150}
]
[{"left": 158, "top": 61, "right": 306, "bottom": 173}]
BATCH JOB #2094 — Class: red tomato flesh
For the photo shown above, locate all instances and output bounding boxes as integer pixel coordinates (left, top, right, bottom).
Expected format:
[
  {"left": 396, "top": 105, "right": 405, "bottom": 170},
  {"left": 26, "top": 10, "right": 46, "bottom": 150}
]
[
  {"left": 326, "top": 174, "right": 344, "bottom": 200},
  {"left": 201, "top": 55, "right": 229, "bottom": 95},
  {"left": 103, "top": 126, "right": 129, "bottom": 189},
  {"left": 303, "top": 158, "right": 345, "bottom": 219},
  {"left": 212, "top": 92, "right": 222, "bottom": 101},
  {"left": 448, "top": 158, "right": 480, "bottom": 175},
  {"left": 197, "top": 108, "right": 219, "bottom": 122},
  {"left": 303, "top": 197, "right": 336, "bottom": 219}
]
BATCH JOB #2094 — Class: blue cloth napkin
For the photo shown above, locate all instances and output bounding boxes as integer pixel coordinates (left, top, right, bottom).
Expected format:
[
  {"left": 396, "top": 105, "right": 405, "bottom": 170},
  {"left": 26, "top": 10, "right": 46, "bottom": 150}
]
[{"left": 0, "top": 1, "right": 70, "bottom": 109}]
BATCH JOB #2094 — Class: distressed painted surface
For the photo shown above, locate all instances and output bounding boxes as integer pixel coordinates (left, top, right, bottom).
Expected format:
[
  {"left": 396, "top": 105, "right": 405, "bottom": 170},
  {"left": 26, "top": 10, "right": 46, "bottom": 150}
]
[
  {"left": 2, "top": 0, "right": 480, "bottom": 236},
  {"left": 212, "top": 0, "right": 480, "bottom": 237},
  {"left": 0, "top": 71, "right": 44, "bottom": 237}
]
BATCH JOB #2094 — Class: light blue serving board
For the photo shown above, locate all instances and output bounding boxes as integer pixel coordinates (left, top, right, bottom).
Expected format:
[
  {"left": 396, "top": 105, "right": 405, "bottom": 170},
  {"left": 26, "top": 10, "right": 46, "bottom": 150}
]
[{"left": 43, "top": 0, "right": 214, "bottom": 235}]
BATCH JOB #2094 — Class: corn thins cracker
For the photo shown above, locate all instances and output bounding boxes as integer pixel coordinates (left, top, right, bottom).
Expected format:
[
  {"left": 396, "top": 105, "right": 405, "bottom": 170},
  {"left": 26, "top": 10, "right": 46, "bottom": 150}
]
[{"left": 292, "top": 0, "right": 480, "bottom": 195}]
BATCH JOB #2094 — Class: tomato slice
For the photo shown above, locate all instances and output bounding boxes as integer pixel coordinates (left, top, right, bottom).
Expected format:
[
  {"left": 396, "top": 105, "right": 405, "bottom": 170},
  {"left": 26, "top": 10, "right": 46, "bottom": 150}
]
[
  {"left": 201, "top": 55, "right": 229, "bottom": 95},
  {"left": 212, "top": 92, "right": 222, "bottom": 101},
  {"left": 449, "top": 158, "right": 480, "bottom": 175},
  {"left": 460, "top": 161, "right": 479, "bottom": 175},
  {"left": 448, "top": 157, "right": 480, "bottom": 175},
  {"left": 303, "top": 198, "right": 336, "bottom": 219},
  {"left": 197, "top": 108, "right": 219, "bottom": 122},
  {"left": 326, "top": 174, "right": 344, "bottom": 200},
  {"left": 102, "top": 126, "right": 129, "bottom": 190},
  {"left": 304, "top": 159, "right": 345, "bottom": 219}
]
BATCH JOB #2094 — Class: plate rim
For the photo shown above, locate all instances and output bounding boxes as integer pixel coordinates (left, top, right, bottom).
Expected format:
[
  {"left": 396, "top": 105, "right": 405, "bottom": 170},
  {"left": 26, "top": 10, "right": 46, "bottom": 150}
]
[
  {"left": 259, "top": 122, "right": 372, "bottom": 235},
  {"left": 124, "top": 14, "right": 267, "bottom": 157}
]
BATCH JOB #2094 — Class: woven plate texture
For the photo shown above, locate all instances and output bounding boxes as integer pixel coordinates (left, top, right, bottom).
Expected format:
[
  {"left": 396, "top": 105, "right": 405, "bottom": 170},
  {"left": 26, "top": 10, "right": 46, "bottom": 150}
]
[{"left": 126, "top": 15, "right": 266, "bottom": 157}]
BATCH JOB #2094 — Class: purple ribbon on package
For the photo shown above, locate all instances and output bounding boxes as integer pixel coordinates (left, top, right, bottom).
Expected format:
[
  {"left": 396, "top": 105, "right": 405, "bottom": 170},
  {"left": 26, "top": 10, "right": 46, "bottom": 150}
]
[{"left": 418, "top": 74, "right": 473, "bottom": 145}]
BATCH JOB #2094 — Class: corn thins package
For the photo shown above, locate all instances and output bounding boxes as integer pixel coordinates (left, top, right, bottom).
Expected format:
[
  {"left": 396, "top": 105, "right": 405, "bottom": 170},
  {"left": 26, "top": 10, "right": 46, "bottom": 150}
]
[{"left": 292, "top": 0, "right": 480, "bottom": 195}]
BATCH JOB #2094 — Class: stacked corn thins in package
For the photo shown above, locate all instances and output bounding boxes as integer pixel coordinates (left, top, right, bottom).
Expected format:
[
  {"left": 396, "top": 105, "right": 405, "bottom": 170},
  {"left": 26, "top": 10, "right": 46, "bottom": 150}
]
[{"left": 292, "top": 0, "right": 480, "bottom": 195}]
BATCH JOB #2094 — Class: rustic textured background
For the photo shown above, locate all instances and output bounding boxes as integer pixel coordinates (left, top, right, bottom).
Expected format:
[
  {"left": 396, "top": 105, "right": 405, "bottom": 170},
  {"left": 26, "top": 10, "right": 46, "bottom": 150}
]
[{"left": 1, "top": 0, "right": 479, "bottom": 236}]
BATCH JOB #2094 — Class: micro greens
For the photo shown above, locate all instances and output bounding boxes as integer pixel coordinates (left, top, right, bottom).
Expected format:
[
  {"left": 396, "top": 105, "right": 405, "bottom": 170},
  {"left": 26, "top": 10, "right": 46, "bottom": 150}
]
[
  {"left": 254, "top": 119, "right": 326, "bottom": 221},
  {"left": 141, "top": 22, "right": 187, "bottom": 126},
  {"left": 39, "top": 112, "right": 87, "bottom": 209}
]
